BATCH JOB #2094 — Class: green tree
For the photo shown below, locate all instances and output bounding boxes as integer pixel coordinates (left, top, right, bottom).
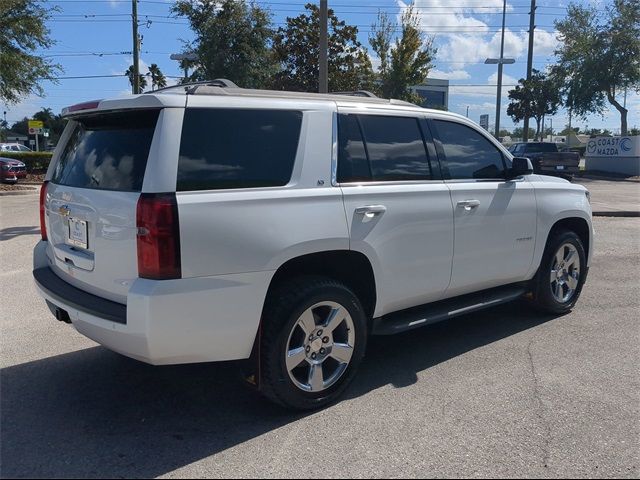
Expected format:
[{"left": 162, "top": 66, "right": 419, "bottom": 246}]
[
  {"left": 552, "top": 0, "right": 640, "bottom": 135},
  {"left": 560, "top": 124, "right": 581, "bottom": 135},
  {"left": 629, "top": 127, "right": 640, "bottom": 136},
  {"left": 0, "top": 0, "right": 61, "bottom": 103},
  {"left": 369, "top": 7, "right": 437, "bottom": 103},
  {"left": 148, "top": 64, "right": 167, "bottom": 91},
  {"left": 172, "top": 0, "right": 275, "bottom": 88},
  {"left": 126, "top": 65, "right": 147, "bottom": 93},
  {"left": 512, "top": 126, "right": 536, "bottom": 139},
  {"left": 10, "top": 108, "right": 66, "bottom": 143},
  {"left": 33, "top": 107, "right": 66, "bottom": 141},
  {"left": 507, "top": 69, "right": 562, "bottom": 141},
  {"left": 271, "top": 3, "right": 374, "bottom": 92},
  {"left": 585, "top": 127, "right": 613, "bottom": 136}
]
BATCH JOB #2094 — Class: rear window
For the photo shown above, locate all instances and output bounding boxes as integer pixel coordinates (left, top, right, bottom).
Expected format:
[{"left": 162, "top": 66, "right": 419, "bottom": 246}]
[
  {"left": 52, "top": 109, "right": 159, "bottom": 192},
  {"left": 526, "top": 143, "right": 557, "bottom": 153},
  {"left": 337, "top": 114, "right": 431, "bottom": 182},
  {"left": 177, "top": 108, "right": 303, "bottom": 191}
]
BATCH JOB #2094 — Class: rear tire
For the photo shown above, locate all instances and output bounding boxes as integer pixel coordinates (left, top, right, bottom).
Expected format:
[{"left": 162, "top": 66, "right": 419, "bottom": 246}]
[
  {"left": 259, "top": 276, "right": 368, "bottom": 410},
  {"left": 530, "top": 229, "right": 587, "bottom": 314}
]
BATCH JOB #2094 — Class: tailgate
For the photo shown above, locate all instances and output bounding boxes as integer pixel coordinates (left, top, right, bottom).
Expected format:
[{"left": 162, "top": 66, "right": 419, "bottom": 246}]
[
  {"left": 44, "top": 109, "right": 160, "bottom": 304},
  {"left": 540, "top": 152, "right": 580, "bottom": 167}
]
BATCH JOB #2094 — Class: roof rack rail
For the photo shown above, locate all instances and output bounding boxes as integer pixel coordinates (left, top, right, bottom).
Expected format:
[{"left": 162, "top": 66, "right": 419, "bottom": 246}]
[
  {"left": 331, "top": 90, "right": 378, "bottom": 98},
  {"left": 186, "top": 79, "right": 239, "bottom": 94},
  {"left": 146, "top": 79, "right": 239, "bottom": 95}
]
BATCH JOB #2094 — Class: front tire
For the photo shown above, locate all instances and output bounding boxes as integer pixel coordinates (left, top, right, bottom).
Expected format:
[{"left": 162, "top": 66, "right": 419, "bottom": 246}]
[
  {"left": 531, "top": 229, "right": 587, "bottom": 313},
  {"left": 259, "top": 276, "right": 368, "bottom": 410}
]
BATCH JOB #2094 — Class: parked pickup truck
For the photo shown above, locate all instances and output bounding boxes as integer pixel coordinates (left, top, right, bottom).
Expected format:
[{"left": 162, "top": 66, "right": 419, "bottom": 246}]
[{"left": 508, "top": 142, "right": 580, "bottom": 177}]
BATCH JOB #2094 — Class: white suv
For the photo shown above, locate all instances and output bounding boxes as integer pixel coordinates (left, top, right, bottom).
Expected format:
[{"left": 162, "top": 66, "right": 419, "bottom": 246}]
[{"left": 33, "top": 82, "right": 593, "bottom": 409}]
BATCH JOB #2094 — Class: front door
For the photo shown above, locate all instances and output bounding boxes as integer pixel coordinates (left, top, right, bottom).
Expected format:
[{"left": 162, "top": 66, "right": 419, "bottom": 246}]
[{"left": 430, "top": 118, "right": 537, "bottom": 297}]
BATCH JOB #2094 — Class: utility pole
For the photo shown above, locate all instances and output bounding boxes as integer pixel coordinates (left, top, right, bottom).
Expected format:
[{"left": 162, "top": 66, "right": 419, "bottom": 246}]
[
  {"left": 319, "top": 0, "right": 328, "bottom": 93},
  {"left": 523, "top": 0, "right": 536, "bottom": 142},
  {"left": 132, "top": 0, "right": 140, "bottom": 94},
  {"left": 466, "top": 106, "right": 469, "bottom": 118}
]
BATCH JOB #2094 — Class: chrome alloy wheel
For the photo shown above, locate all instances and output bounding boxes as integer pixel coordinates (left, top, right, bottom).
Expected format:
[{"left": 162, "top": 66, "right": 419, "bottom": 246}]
[
  {"left": 550, "top": 243, "right": 581, "bottom": 303},
  {"left": 285, "top": 301, "right": 356, "bottom": 393}
]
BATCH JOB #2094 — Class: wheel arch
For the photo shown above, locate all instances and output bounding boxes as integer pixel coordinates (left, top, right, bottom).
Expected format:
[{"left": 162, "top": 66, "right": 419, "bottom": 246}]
[
  {"left": 547, "top": 216, "right": 591, "bottom": 261},
  {"left": 264, "top": 250, "right": 378, "bottom": 320}
]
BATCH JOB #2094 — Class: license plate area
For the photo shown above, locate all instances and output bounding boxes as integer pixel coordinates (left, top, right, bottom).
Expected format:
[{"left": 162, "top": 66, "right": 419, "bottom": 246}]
[
  {"left": 67, "top": 217, "right": 88, "bottom": 249},
  {"left": 556, "top": 165, "right": 565, "bottom": 170}
]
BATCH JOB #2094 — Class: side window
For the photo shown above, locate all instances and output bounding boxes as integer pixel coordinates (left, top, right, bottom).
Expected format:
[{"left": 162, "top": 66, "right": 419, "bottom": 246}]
[
  {"left": 337, "top": 114, "right": 371, "bottom": 182},
  {"left": 433, "top": 120, "right": 505, "bottom": 180},
  {"left": 177, "top": 109, "right": 302, "bottom": 191},
  {"left": 357, "top": 115, "right": 431, "bottom": 181}
]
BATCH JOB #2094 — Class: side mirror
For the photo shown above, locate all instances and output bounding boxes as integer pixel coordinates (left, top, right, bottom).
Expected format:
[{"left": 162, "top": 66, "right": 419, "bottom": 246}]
[{"left": 507, "top": 157, "right": 533, "bottom": 179}]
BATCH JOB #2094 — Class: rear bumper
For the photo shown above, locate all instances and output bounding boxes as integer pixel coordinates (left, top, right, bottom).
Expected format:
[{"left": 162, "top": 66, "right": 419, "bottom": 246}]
[{"left": 33, "top": 241, "right": 272, "bottom": 365}]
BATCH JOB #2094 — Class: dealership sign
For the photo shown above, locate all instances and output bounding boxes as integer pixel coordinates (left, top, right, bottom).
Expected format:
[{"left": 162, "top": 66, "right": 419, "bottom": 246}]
[{"left": 586, "top": 136, "right": 640, "bottom": 157}]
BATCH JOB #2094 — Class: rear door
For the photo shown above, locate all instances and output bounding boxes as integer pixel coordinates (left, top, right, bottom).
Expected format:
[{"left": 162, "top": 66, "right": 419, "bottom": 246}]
[
  {"left": 44, "top": 109, "right": 160, "bottom": 303},
  {"left": 338, "top": 111, "right": 454, "bottom": 316}
]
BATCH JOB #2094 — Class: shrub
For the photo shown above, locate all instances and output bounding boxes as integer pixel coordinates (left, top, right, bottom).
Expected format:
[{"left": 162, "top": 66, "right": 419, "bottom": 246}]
[{"left": 0, "top": 152, "right": 52, "bottom": 173}]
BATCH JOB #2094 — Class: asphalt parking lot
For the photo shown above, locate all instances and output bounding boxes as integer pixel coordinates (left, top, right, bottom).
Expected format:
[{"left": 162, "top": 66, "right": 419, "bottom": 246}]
[{"left": 1, "top": 193, "right": 639, "bottom": 479}]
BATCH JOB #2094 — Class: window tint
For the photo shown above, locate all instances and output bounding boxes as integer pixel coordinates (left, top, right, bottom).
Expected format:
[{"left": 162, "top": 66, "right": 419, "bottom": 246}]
[
  {"left": 357, "top": 115, "right": 431, "bottom": 181},
  {"left": 177, "top": 109, "right": 302, "bottom": 191},
  {"left": 337, "top": 114, "right": 370, "bottom": 182},
  {"left": 434, "top": 120, "right": 505, "bottom": 179},
  {"left": 52, "top": 109, "right": 159, "bottom": 192},
  {"left": 526, "top": 143, "right": 557, "bottom": 153}
]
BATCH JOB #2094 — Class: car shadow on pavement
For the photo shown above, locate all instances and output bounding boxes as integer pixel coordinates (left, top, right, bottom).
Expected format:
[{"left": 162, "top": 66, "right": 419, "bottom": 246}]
[
  {"left": 0, "top": 225, "right": 40, "bottom": 241},
  {"left": 0, "top": 302, "right": 562, "bottom": 478}
]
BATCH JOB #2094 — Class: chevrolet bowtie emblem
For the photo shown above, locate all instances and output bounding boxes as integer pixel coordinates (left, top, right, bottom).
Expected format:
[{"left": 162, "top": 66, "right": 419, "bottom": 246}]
[{"left": 59, "top": 205, "right": 71, "bottom": 216}]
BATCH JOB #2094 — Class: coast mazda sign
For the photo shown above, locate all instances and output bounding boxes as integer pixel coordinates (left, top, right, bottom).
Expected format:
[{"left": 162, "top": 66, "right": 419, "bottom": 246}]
[{"left": 586, "top": 136, "right": 640, "bottom": 157}]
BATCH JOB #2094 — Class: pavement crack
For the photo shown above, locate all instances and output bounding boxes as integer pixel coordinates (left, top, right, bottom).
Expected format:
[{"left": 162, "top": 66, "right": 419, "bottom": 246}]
[{"left": 527, "top": 339, "right": 552, "bottom": 469}]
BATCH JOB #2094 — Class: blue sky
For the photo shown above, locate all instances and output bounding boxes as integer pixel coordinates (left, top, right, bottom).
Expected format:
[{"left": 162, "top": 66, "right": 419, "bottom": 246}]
[{"left": 3, "top": 0, "right": 638, "bottom": 133}]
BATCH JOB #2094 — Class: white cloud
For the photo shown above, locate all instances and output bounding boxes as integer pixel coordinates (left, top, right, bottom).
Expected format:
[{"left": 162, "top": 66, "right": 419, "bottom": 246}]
[
  {"left": 2, "top": 95, "right": 43, "bottom": 125},
  {"left": 400, "top": 0, "right": 558, "bottom": 68},
  {"left": 449, "top": 72, "right": 519, "bottom": 99},
  {"left": 437, "top": 28, "right": 557, "bottom": 66},
  {"left": 429, "top": 68, "right": 470, "bottom": 80}
]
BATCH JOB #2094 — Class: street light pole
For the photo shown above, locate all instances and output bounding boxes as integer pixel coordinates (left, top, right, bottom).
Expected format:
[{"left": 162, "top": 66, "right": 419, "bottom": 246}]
[
  {"left": 485, "top": 0, "right": 514, "bottom": 140},
  {"left": 495, "top": 0, "right": 507, "bottom": 139}
]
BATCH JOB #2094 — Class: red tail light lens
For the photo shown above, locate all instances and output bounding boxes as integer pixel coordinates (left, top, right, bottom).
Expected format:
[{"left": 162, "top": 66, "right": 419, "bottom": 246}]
[
  {"left": 39, "top": 181, "right": 49, "bottom": 241},
  {"left": 136, "top": 193, "right": 181, "bottom": 280}
]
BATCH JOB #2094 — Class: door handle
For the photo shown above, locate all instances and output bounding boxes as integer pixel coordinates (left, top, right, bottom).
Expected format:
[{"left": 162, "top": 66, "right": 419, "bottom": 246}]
[
  {"left": 355, "top": 205, "right": 387, "bottom": 217},
  {"left": 456, "top": 199, "right": 481, "bottom": 211}
]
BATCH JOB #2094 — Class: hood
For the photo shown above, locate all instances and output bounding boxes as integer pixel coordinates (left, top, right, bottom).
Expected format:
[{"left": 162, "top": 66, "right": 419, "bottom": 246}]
[{"left": 0, "top": 158, "right": 26, "bottom": 166}]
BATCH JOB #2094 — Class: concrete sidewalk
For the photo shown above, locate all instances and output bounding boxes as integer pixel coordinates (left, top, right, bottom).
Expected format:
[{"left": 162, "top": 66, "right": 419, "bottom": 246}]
[{"left": 572, "top": 177, "right": 640, "bottom": 217}]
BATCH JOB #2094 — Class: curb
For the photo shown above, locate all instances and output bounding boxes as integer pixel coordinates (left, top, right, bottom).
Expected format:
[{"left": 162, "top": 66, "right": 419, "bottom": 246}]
[
  {"left": 593, "top": 211, "right": 640, "bottom": 218},
  {"left": 0, "top": 189, "right": 38, "bottom": 196},
  {"left": 576, "top": 174, "right": 640, "bottom": 183}
]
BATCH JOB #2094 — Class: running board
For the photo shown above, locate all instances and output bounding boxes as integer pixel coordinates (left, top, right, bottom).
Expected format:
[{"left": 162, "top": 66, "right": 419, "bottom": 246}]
[{"left": 371, "top": 284, "right": 528, "bottom": 336}]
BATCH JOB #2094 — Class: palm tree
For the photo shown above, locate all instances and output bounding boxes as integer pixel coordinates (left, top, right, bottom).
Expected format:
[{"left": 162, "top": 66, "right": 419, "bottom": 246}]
[
  {"left": 126, "top": 65, "right": 147, "bottom": 93},
  {"left": 148, "top": 64, "right": 167, "bottom": 91}
]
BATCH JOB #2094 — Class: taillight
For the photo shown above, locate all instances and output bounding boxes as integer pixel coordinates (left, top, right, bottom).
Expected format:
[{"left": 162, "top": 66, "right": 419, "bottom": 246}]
[
  {"left": 136, "top": 193, "right": 181, "bottom": 280},
  {"left": 39, "top": 181, "right": 49, "bottom": 241}
]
